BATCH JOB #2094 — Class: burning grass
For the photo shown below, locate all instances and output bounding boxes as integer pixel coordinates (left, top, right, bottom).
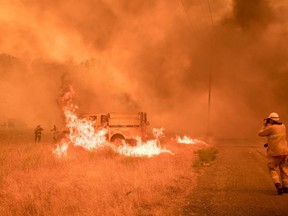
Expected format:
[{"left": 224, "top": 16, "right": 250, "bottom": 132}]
[{"left": 0, "top": 130, "right": 209, "bottom": 215}]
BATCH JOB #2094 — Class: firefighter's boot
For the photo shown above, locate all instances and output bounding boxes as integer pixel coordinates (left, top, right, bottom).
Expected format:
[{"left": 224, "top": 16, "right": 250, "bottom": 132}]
[{"left": 275, "top": 183, "right": 283, "bottom": 195}]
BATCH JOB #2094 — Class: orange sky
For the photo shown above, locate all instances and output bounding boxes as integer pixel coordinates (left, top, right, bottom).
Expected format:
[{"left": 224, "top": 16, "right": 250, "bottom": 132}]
[{"left": 0, "top": 0, "right": 288, "bottom": 138}]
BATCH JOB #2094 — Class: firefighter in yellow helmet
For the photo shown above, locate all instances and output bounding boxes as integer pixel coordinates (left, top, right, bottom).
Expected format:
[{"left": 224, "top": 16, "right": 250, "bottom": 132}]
[{"left": 258, "top": 112, "right": 288, "bottom": 195}]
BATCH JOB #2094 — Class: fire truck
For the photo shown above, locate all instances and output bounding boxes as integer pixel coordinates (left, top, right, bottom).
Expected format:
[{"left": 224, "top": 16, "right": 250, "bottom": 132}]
[{"left": 80, "top": 112, "right": 149, "bottom": 145}]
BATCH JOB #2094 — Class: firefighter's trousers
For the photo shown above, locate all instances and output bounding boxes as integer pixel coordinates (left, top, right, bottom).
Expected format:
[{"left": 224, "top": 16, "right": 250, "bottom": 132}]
[{"left": 267, "top": 155, "right": 288, "bottom": 187}]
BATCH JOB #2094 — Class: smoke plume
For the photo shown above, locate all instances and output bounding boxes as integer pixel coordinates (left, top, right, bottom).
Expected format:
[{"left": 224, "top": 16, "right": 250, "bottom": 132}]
[{"left": 0, "top": 0, "right": 288, "bottom": 138}]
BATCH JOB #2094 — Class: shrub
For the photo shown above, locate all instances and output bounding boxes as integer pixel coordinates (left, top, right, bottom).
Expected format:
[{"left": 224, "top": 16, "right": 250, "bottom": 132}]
[{"left": 193, "top": 147, "right": 218, "bottom": 168}]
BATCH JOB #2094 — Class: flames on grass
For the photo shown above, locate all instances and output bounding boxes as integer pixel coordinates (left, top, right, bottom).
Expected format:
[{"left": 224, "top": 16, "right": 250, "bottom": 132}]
[
  {"left": 175, "top": 135, "right": 206, "bottom": 145},
  {"left": 53, "top": 87, "right": 108, "bottom": 158},
  {"left": 116, "top": 128, "right": 172, "bottom": 157},
  {"left": 53, "top": 87, "right": 173, "bottom": 158}
]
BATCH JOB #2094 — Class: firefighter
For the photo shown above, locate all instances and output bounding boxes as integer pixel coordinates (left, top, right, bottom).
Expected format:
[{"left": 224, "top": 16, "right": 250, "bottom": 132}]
[
  {"left": 50, "top": 125, "right": 59, "bottom": 142},
  {"left": 258, "top": 112, "right": 288, "bottom": 195},
  {"left": 34, "top": 125, "right": 44, "bottom": 142}
]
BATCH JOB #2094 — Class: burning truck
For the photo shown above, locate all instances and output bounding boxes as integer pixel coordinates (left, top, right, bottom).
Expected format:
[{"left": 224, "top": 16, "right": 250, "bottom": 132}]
[
  {"left": 79, "top": 112, "right": 149, "bottom": 145},
  {"left": 54, "top": 87, "right": 171, "bottom": 158},
  {"left": 54, "top": 109, "right": 170, "bottom": 158}
]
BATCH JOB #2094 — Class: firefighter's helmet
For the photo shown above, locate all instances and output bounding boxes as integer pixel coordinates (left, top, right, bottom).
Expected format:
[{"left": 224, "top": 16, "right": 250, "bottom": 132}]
[{"left": 268, "top": 112, "right": 280, "bottom": 121}]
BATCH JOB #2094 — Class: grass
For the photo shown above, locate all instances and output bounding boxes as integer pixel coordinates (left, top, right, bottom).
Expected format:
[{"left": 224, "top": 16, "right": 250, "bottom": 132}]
[
  {"left": 193, "top": 147, "right": 218, "bottom": 168},
  {"left": 0, "top": 129, "right": 210, "bottom": 216}
]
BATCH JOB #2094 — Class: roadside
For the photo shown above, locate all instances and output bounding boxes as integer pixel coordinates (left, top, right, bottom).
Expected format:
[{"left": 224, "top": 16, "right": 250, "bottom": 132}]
[{"left": 181, "top": 139, "right": 288, "bottom": 216}]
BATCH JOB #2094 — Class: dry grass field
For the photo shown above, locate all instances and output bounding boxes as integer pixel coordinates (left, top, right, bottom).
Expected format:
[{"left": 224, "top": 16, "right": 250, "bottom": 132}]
[{"left": 0, "top": 129, "right": 211, "bottom": 216}]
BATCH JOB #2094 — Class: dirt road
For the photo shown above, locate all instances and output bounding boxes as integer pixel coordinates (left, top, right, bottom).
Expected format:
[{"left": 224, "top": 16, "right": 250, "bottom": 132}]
[{"left": 182, "top": 139, "right": 288, "bottom": 216}]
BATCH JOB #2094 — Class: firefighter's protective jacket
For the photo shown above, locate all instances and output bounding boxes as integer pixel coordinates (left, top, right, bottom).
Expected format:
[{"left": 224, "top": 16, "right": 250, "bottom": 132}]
[{"left": 259, "top": 123, "right": 288, "bottom": 156}]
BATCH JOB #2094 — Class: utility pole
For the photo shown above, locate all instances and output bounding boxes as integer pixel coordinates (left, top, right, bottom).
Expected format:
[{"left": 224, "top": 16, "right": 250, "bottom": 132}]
[{"left": 207, "top": 0, "right": 214, "bottom": 138}]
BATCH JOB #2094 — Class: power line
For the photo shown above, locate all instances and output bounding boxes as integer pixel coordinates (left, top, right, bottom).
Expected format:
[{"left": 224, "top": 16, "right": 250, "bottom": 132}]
[
  {"left": 177, "top": 0, "right": 215, "bottom": 138},
  {"left": 207, "top": 0, "right": 215, "bottom": 26},
  {"left": 178, "top": 0, "right": 192, "bottom": 24},
  {"left": 177, "top": 0, "right": 196, "bottom": 34}
]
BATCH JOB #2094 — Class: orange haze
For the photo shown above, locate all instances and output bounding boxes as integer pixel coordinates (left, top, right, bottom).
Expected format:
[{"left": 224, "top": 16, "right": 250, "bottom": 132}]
[{"left": 0, "top": 0, "right": 288, "bottom": 138}]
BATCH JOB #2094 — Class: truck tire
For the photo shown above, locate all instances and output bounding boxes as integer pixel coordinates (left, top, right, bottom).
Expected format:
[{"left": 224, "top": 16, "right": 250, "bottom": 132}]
[{"left": 111, "top": 134, "right": 125, "bottom": 146}]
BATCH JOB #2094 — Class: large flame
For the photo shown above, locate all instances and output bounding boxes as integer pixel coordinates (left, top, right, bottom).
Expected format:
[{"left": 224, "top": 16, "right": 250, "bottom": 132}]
[
  {"left": 114, "top": 128, "right": 172, "bottom": 158},
  {"left": 64, "top": 108, "right": 108, "bottom": 151},
  {"left": 117, "top": 136, "right": 172, "bottom": 157},
  {"left": 53, "top": 87, "right": 108, "bottom": 158},
  {"left": 53, "top": 87, "right": 172, "bottom": 158}
]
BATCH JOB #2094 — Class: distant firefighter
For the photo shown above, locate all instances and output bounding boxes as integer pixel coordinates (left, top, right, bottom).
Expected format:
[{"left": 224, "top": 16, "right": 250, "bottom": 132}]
[
  {"left": 50, "top": 125, "right": 59, "bottom": 142},
  {"left": 34, "top": 125, "right": 44, "bottom": 142},
  {"left": 258, "top": 112, "right": 288, "bottom": 195}
]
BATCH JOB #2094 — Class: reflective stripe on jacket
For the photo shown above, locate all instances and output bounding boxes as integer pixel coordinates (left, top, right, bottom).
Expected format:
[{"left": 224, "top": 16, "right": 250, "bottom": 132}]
[{"left": 259, "top": 123, "right": 288, "bottom": 156}]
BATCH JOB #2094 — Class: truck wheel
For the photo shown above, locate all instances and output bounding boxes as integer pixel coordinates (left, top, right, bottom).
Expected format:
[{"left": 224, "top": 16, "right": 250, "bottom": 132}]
[{"left": 111, "top": 134, "right": 125, "bottom": 146}]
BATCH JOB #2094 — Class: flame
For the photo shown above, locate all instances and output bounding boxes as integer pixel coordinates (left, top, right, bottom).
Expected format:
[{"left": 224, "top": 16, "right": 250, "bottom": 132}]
[
  {"left": 61, "top": 87, "right": 108, "bottom": 151},
  {"left": 53, "top": 87, "right": 172, "bottom": 158},
  {"left": 116, "top": 136, "right": 172, "bottom": 157},
  {"left": 53, "top": 87, "right": 108, "bottom": 158},
  {"left": 64, "top": 109, "right": 108, "bottom": 151},
  {"left": 53, "top": 142, "right": 69, "bottom": 158},
  {"left": 152, "top": 127, "right": 165, "bottom": 139},
  {"left": 176, "top": 135, "right": 206, "bottom": 145}
]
